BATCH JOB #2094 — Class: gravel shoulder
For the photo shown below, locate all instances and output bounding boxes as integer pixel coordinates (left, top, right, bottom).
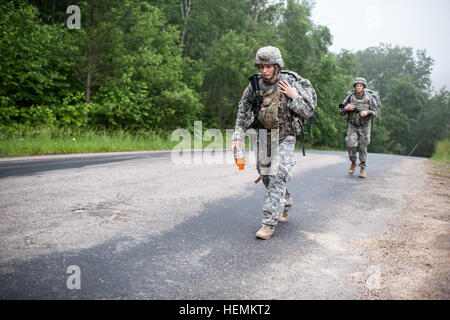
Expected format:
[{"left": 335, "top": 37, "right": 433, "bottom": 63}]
[{"left": 350, "top": 159, "right": 450, "bottom": 299}]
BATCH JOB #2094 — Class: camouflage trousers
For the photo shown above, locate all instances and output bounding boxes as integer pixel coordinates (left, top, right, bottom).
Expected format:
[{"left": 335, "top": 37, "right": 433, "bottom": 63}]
[
  {"left": 345, "top": 123, "right": 372, "bottom": 168},
  {"left": 256, "top": 134, "right": 296, "bottom": 227}
]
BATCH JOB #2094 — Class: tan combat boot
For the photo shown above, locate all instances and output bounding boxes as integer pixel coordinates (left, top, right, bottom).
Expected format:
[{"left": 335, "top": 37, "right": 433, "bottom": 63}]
[
  {"left": 348, "top": 161, "right": 357, "bottom": 174},
  {"left": 359, "top": 167, "right": 366, "bottom": 178},
  {"left": 278, "top": 205, "right": 293, "bottom": 223},
  {"left": 256, "top": 225, "right": 275, "bottom": 240}
]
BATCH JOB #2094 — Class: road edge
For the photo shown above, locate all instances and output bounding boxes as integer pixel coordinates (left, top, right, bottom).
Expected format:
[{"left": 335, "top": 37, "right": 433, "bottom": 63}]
[{"left": 350, "top": 158, "right": 450, "bottom": 299}]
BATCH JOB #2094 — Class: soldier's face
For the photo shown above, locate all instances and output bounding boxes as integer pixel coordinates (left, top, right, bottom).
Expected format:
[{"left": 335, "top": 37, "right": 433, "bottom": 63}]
[
  {"left": 259, "top": 64, "right": 275, "bottom": 80},
  {"left": 355, "top": 83, "right": 364, "bottom": 93}
]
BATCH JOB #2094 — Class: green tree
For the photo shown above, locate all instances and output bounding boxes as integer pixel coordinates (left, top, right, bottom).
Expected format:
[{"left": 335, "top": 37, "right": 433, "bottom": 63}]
[
  {"left": 356, "top": 43, "right": 445, "bottom": 157},
  {"left": 83, "top": 0, "right": 203, "bottom": 130},
  {"left": 356, "top": 43, "right": 433, "bottom": 100},
  {"left": 279, "top": 0, "right": 331, "bottom": 76},
  {"left": 0, "top": 0, "right": 77, "bottom": 125},
  {"left": 202, "top": 31, "right": 255, "bottom": 128},
  {"left": 408, "top": 88, "right": 450, "bottom": 157},
  {"left": 311, "top": 51, "right": 358, "bottom": 149}
]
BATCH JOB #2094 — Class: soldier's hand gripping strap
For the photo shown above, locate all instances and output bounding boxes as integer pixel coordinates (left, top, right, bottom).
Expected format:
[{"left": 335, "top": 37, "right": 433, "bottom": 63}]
[
  {"left": 282, "top": 70, "right": 316, "bottom": 110},
  {"left": 338, "top": 91, "right": 361, "bottom": 113}
]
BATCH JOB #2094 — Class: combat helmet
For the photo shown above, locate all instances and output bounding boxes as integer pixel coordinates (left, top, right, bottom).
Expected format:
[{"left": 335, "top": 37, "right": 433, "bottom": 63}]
[
  {"left": 254, "top": 46, "right": 284, "bottom": 68},
  {"left": 353, "top": 77, "right": 367, "bottom": 88}
]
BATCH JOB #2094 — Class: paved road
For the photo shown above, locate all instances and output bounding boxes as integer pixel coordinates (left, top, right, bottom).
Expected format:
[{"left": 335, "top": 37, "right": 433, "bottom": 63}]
[{"left": 0, "top": 150, "right": 425, "bottom": 299}]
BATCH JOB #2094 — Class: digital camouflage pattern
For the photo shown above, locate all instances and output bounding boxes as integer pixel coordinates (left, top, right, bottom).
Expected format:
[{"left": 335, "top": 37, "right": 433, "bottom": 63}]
[
  {"left": 254, "top": 46, "right": 285, "bottom": 67},
  {"left": 340, "top": 88, "right": 380, "bottom": 168},
  {"left": 259, "top": 135, "right": 296, "bottom": 226},
  {"left": 233, "top": 68, "right": 316, "bottom": 228},
  {"left": 232, "top": 72, "right": 316, "bottom": 142},
  {"left": 353, "top": 77, "right": 367, "bottom": 88},
  {"left": 340, "top": 90, "right": 379, "bottom": 126},
  {"left": 346, "top": 123, "right": 372, "bottom": 168}
]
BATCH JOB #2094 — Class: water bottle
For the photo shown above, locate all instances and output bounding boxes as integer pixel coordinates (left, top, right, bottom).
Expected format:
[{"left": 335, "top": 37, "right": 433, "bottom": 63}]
[{"left": 234, "top": 146, "right": 246, "bottom": 171}]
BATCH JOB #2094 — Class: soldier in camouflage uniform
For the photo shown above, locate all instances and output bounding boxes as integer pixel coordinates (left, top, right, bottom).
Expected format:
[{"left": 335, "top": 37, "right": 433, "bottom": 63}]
[
  {"left": 232, "top": 46, "right": 316, "bottom": 240},
  {"left": 339, "top": 77, "right": 379, "bottom": 178}
]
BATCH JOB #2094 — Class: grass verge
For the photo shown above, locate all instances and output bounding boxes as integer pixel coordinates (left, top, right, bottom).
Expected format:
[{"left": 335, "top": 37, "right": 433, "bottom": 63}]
[
  {"left": 0, "top": 126, "right": 179, "bottom": 157},
  {"left": 0, "top": 125, "right": 346, "bottom": 157},
  {"left": 430, "top": 139, "right": 449, "bottom": 164}
]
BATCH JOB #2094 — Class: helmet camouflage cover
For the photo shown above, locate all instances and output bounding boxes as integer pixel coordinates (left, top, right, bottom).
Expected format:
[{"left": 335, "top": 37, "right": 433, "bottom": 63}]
[
  {"left": 353, "top": 77, "right": 367, "bottom": 88},
  {"left": 255, "top": 46, "right": 284, "bottom": 68}
]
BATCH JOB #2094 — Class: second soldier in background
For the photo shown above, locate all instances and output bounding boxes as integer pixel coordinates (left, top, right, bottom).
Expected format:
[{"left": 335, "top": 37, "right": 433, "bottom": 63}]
[{"left": 339, "top": 77, "right": 380, "bottom": 178}]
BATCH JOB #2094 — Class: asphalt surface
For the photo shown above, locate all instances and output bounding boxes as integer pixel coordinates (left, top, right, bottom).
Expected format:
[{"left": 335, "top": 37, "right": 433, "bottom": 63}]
[{"left": 0, "top": 150, "right": 424, "bottom": 299}]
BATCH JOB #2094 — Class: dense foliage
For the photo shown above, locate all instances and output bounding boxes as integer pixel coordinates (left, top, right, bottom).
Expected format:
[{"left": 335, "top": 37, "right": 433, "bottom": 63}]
[{"left": 1, "top": 0, "right": 448, "bottom": 156}]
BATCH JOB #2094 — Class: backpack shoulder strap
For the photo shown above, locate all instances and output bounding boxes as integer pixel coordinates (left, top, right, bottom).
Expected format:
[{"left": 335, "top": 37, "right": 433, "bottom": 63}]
[{"left": 343, "top": 90, "right": 355, "bottom": 104}]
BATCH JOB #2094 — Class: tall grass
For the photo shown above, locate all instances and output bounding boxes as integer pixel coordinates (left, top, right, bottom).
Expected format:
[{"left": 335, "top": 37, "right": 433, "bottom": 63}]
[
  {"left": 0, "top": 125, "right": 240, "bottom": 157},
  {"left": 431, "top": 139, "right": 450, "bottom": 164},
  {"left": 0, "top": 126, "right": 178, "bottom": 157},
  {"left": 0, "top": 125, "right": 348, "bottom": 157}
]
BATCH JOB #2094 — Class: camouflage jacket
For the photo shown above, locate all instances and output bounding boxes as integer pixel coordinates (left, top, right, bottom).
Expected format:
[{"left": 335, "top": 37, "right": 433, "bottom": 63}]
[
  {"left": 232, "top": 72, "right": 317, "bottom": 141},
  {"left": 340, "top": 89, "right": 379, "bottom": 126}
]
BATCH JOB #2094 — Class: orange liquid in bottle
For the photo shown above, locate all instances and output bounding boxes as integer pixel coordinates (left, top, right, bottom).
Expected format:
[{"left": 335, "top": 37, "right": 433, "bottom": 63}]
[
  {"left": 233, "top": 146, "right": 245, "bottom": 171},
  {"left": 235, "top": 157, "right": 245, "bottom": 170}
]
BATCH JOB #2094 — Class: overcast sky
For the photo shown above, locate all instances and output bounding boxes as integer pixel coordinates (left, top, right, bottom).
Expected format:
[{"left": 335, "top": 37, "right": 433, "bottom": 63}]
[{"left": 310, "top": 0, "right": 450, "bottom": 92}]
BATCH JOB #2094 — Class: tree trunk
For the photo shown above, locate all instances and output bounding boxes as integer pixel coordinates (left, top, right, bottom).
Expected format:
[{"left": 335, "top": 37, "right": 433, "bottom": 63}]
[
  {"left": 180, "top": 0, "right": 192, "bottom": 48},
  {"left": 86, "top": 41, "right": 92, "bottom": 104},
  {"left": 85, "top": 2, "right": 94, "bottom": 106},
  {"left": 408, "top": 137, "right": 424, "bottom": 156},
  {"left": 409, "top": 126, "right": 429, "bottom": 156}
]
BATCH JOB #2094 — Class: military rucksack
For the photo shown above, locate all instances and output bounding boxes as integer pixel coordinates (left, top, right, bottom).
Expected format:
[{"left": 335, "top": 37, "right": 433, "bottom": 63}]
[
  {"left": 368, "top": 89, "right": 381, "bottom": 111},
  {"left": 280, "top": 70, "right": 316, "bottom": 136},
  {"left": 342, "top": 88, "right": 381, "bottom": 115}
]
